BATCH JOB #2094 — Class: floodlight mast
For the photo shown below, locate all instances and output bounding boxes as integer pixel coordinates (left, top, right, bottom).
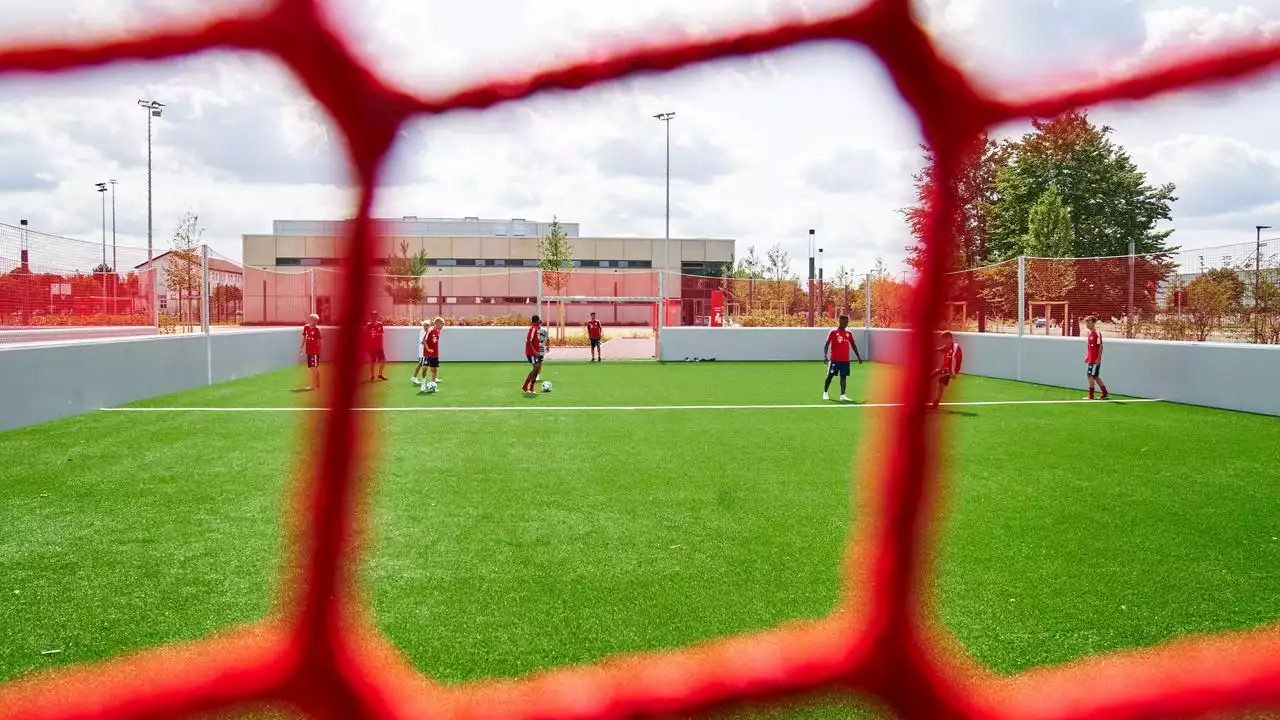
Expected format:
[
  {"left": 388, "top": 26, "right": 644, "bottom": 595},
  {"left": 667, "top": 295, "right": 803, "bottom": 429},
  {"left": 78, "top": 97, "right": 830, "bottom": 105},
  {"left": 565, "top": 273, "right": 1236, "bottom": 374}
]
[{"left": 138, "top": 99, "right": 165, "bottom": 325}]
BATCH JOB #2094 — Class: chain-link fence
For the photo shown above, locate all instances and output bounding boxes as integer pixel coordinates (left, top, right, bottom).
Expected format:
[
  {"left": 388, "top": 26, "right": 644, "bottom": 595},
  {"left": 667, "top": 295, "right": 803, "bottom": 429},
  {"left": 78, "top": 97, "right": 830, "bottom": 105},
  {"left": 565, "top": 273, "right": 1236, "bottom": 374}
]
[
  {"left": 936, "top": 240, "right": 1280, "bottom": 343},
  {"left": 0, "top": 222, "right": 156, "bottom": 329}
]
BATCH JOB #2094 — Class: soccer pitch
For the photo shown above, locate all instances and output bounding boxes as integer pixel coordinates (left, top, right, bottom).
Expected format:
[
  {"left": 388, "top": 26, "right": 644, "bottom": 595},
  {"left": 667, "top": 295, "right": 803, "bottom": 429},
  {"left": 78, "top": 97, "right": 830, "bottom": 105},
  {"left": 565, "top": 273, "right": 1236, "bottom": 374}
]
[{"left": 2, "top": 361, "right": 1278, "bottom": 717}]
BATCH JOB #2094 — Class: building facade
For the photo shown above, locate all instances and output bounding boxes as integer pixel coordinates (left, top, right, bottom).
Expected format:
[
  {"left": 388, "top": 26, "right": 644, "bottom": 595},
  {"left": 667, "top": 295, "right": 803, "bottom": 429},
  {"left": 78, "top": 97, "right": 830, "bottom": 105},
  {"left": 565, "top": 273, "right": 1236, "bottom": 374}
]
[{"left": 241, "top": 217, "right": 735, "bottom": 326}]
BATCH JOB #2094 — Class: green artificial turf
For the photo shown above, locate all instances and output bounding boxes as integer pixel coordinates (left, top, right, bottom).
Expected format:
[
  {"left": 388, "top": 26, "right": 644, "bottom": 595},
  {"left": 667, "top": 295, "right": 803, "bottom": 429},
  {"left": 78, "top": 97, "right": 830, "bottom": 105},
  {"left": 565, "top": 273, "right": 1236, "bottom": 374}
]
[{"left": 1, "top": 361, "right": 1278, "bottom": 719}]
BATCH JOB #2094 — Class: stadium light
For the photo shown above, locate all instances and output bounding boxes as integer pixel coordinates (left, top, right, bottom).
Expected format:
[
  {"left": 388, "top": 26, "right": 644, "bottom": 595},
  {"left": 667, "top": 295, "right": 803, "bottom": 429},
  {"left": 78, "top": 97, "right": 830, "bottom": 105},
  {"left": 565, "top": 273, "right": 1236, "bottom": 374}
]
[
  {"left": 654, "top": 112, "right": 674, "bottom": 328},
  {"left": 139, "top": 100, "right": 164, "bottom": 325}
]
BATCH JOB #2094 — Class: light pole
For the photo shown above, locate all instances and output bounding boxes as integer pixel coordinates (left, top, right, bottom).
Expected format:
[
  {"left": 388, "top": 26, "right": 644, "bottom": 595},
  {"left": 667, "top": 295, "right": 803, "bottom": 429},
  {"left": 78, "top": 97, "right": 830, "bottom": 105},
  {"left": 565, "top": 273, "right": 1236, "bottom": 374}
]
[
  {"left": 109, "top": 179, "right": 118, "bottom": 273},
  {"left": 138, "top": 99, "right": 164, "bottom": 325},
  {"left": 654, "top": 111, "right": 674, "bottom": 328},
  {"left": 96, "top": 182, "right": 108, "bottom": 313},
  {"left": 1257, "top": 224, "right": 1272, "bottom": 342},
  {"left": 807, "top": 229, "right": 816, "bottom": 326},
  {"left": 818, "top": 247, "right": 824, "bottom": 319}
]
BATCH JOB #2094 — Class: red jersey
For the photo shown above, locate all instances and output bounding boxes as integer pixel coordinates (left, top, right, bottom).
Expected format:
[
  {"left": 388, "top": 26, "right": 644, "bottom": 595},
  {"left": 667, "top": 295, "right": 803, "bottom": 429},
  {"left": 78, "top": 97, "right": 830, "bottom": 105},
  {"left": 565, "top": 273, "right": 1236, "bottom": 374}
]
[
  {"left": 826, "top": 328, "right": 855, "bottom": 362},
  {"left": 1086, "top": 329, "right": 1102, "bottom": 364},
  {"left": 424, "top": 328, "right": 441, "bottom": 358},
  {"left": 525, "top": 324, "right": 543, "bottom": 356},
  {"left": 938, "top": 342, "right": 963, "bottom": 375},
  {"left": 366, "top": 320, "right": 385, "bottom": 349},
  {"left": 586, "top": 320, "right": 602, "bottom": 340},
  {"left": 302, "top": 324, "right": 321, "bottom": 355}
]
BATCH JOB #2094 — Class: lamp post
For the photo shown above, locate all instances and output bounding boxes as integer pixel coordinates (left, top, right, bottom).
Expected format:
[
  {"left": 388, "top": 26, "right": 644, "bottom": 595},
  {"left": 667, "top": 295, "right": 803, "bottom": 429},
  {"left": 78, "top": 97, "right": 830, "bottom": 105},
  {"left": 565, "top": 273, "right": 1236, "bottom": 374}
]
[
  {"left": 138, "top": 99, "right": 164, "bottom": 325},
  {"left": 818, "top": 247, "right": 824, "bottom": 319},
  {"left": 807, "top": 229, "right": 816, "bottom": 327},
  {"left": 1257, "top": 224, "right": 1272, "bottom": 342},
  {"left": 96, "top": 182, "right": 108, "bottom": 314},
  {"left": 654, "top": 111, "right": 674, "bottom": 328}
]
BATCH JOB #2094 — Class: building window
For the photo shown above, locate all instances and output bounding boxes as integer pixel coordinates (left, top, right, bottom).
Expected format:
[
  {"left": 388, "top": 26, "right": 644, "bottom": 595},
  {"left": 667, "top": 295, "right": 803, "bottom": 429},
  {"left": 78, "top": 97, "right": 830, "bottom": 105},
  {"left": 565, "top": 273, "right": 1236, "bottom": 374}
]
[
  {"left": 494, "top": 227, "right": 507, "bottom": 236},
  {"left": 436, "top": 258, "right": 457, "bottom": 266},
  {"left": 474, "top": 259, "right": 486, "bottom": 267},
  {"left": 491, "top": 259, "right": 506, "bottom": 266},
  {"left": 599, "top": 260, "right": 610, "bottom": 268},
  {"left": 521, "top": 259, "right": 538, "bottom": 267}
]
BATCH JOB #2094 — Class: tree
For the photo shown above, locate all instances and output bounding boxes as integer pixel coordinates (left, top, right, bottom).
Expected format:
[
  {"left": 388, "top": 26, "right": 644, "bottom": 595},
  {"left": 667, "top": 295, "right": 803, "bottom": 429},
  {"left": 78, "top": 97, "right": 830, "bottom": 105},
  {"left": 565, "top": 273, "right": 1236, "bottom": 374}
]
[
  {"left": 764, "top": 244, "right": 793, "bottom": 281},
  {"left": 538, "top": 216, "right": 573, "bottom": 340},
  {"left": 988, "top": 110, "right": 1177, "bottom": 261},
  {"left": 829, "top": 266, "right": 856, "bottom": 316},
  {"left": 903, "top": 133, "right": 1008, "bottom": 272},
  {"left": 165, "top": 211, "right": 203, "bottom": 332},
  {"left": 1186, "top": 268, "right": 1246, "bottom": 342},
  {"left": 211, "top": 284, "right": 244, "bottom": 323},
  {"left": 384, "top": 240, "right": 429, "bottom": 321}
]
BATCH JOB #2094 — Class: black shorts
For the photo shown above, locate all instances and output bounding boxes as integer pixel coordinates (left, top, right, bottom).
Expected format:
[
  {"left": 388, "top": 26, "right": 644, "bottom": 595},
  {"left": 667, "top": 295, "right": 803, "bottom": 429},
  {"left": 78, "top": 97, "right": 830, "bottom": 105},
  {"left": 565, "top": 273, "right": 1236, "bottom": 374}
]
[
  {"left": 827, "top": 361, "right": 850, "bottom": 378},
  {"left": 306, "top": 354, "right": 319, "bottom": 369},
  {"left": 369, "top": 348, "right": 386, "bottom": 363},
  {"left": 589, "top": 338, "right": 601, "bottom": 348},
  {"left": 938, "top": 371, "right": 952, "bottom": 386},
  {"left": 527, "top": 354, "right": 544, "bottom": 365},
  {"left": 1086, "top": 363, "right": 1101, "bottom": 377},
  {"left": 423, "top": 357, "right": 440, "bottom": 368}
]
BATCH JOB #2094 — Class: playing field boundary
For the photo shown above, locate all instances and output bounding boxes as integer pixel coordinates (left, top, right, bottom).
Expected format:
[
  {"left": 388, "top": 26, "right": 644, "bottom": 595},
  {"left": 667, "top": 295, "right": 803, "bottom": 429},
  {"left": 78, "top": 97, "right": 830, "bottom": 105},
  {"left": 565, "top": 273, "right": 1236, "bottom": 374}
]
[{"left": 101, "top": 398, "right": 1165, "bottom": 413}]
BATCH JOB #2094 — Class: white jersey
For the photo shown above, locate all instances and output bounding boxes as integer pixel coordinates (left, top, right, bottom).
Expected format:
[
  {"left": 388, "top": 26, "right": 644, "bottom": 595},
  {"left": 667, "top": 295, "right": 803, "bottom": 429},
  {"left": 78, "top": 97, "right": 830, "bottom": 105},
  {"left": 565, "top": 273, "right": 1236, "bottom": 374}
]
[{"left": 417, "top": 327, "right": 427, "bottom": 358}]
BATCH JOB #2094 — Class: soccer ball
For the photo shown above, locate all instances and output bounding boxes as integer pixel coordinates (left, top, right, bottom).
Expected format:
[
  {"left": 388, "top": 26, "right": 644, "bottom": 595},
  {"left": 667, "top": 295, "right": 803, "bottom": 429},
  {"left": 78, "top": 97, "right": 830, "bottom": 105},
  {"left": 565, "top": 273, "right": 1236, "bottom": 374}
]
[
  {"left": 541, "top": 381, "right": 552, "bottom": 393},
  {"left": 423, "top": 381, "right": 439, "bottom": 394}
]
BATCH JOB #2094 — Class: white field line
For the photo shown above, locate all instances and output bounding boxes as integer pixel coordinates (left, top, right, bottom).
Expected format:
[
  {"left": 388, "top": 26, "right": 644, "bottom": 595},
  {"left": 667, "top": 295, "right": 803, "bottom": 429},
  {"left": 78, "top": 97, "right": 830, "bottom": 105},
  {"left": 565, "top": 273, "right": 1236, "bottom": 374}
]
[{"left": 101, "top": 398, "right": 1165, "bottom": 413}]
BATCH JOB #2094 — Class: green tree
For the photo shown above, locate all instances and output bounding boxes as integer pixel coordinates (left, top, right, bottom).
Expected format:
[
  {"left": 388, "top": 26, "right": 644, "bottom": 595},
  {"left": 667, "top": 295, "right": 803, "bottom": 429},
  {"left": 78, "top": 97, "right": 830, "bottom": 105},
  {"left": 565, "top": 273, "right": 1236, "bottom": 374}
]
[
  {"left": 538, "top": 216, "right": 573, "bottom": 339},
  {"left": 988, "top": 111, "right": 1177, "bottom": 261},
  {"left": 384, "top": 240, "right": 429, "bottom": 321},
  {"left": 165, "top": 211, "right": 203, "bottom": 332}
]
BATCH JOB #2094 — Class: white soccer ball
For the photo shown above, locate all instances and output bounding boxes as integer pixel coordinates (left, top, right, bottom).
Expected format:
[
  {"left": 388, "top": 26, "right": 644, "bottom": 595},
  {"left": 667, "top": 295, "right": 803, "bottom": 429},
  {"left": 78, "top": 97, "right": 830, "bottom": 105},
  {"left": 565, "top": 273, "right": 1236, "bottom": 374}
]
[
  {"left": 424, "top": 381, "right": 439, "bottom": 393},
  {"left": 541, "top": 381, "right": 553, "bottom": 393}
]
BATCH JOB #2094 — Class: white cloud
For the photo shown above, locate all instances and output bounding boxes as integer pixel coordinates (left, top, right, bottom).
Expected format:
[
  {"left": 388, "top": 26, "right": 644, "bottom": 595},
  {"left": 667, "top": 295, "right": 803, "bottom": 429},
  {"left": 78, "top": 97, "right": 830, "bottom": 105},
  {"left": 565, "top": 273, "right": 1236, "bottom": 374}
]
[{"left": 0, "top": 0, "right": 1277, "bottom": 280}]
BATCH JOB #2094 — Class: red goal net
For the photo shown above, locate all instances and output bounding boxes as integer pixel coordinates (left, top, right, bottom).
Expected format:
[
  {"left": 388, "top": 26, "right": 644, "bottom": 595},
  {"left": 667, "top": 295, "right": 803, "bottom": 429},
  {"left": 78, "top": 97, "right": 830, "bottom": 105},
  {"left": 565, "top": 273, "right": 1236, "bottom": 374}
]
[{"left": 2, "top": 1, "right": 1279, "bottom": 720}]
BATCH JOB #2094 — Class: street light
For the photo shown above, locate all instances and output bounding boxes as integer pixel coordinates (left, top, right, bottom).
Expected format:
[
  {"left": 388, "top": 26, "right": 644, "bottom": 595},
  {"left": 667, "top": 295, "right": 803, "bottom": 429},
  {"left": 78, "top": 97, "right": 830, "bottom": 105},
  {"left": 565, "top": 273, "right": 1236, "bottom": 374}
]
[
  {"left": 1257, "top": 224, "right": 1272, "bottom": 342},
  {"left": 138, "top": 99, "right": 164, "bottom": 325},
  {"left": 654, "top": 111, "right": 674, "bottom": 328}
]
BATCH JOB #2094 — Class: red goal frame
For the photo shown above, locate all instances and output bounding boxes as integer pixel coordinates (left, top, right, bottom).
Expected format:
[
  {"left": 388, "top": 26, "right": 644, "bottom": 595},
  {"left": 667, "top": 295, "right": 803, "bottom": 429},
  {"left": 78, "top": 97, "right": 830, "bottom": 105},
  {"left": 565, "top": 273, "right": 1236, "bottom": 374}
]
[{"left": 2, "top": 2, "right": 1279, "bottom": 719}]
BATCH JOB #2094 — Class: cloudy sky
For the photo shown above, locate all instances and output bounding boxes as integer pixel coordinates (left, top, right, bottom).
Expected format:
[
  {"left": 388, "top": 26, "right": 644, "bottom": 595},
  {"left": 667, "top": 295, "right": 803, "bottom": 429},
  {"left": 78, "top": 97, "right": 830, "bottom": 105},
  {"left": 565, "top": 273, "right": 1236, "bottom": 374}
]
[{"left": 0, "top": 0, "right": 1278, "bottom": 278}]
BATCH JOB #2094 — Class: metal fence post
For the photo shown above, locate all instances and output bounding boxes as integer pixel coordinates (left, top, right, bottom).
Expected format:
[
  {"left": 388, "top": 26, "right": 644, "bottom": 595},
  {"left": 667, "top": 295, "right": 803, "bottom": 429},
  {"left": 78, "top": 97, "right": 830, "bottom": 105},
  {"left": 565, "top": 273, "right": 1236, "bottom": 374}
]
[
  {"left": 1017, "top": 256, "right": 1026, "bottom": 381},
  {"left": 864, "top": 273, "right": 872, "bottom": 329},
  {"left": 536, "top": 268, "right": 543, "bottom": 320},
  {"left": 202, "top": 244, "right": 212, "bottom": 385}
]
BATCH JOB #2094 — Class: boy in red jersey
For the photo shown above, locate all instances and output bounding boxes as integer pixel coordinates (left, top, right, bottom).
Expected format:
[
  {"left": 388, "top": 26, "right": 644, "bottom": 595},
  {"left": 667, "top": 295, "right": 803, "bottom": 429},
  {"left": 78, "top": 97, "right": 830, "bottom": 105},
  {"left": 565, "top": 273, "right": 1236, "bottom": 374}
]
[
  {"left": 586, "top": 312, "right": 604, "bottom": 362},
  {"left": 930, "top": 331, "right": 963, "bottom": 409},
  {"left": 299, "top": 313, "right": 322, "bottom": 390},
  {"left": 1083, "top": 315, "right": 1109, "bottom": 400},
  {"left": 366, "top": 310, "right": 386, "bottom": 382},
  {"left": 417, "top": 317, "right": 444, "bottom": 393},
  {"left": 822, "top": 315, "right": 862, "bottom": 402},
  {"left": 522, "top": 315, "right": 544, "bottom": 395}
]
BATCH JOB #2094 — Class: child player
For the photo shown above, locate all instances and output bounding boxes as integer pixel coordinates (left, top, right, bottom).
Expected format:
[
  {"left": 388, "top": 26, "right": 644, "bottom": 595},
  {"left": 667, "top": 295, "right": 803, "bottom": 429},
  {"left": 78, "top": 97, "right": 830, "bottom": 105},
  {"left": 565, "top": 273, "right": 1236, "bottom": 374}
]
[
  {"left": 586, "top": 312, "right": 603, "bottom": 362},
  {"left": 299, "top": 313, "right": 322, "bottom": 391},
  {"left": 366, "top": 310, "right": 387, "bottom": 382},
  {"left": 822, "top": 314, "right": 862, "bottom": 402},
  {"left": 930, "top": 331, "right": 963, "bottom": 409},
  {"left": 1084, "top": 315, "right": 1110, "bottom": 400},
  {"left": 522, "top": 315, "right": 545, "bottom": 395},
  {"left": 411, "top": 319, "right": 430, "bottom": 386},
  {"left": 417, "top": 317, "right": 444, "bottom": 394}
]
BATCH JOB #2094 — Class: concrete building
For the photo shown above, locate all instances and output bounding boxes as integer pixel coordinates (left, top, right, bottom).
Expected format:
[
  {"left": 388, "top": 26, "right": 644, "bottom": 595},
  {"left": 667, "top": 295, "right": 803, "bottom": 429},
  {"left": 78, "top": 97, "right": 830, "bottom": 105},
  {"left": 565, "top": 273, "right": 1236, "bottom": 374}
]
[{"left": 241, "top": 217, "right": 735, "bottom": 326}]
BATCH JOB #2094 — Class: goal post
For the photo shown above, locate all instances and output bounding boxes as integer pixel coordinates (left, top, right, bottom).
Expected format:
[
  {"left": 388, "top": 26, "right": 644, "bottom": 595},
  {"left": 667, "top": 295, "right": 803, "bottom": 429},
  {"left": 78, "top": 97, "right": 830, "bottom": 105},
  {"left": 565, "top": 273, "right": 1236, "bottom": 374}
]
[{"left": 541, "top": 295, "right": 661, "bottom": 356}]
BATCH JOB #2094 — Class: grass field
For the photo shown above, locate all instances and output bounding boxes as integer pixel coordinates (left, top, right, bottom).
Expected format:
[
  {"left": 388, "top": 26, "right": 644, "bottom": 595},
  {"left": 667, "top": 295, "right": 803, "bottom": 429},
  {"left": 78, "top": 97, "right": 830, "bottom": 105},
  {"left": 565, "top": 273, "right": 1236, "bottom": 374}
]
[{"left": 2, "top": 361, "right": 1278, "bottom": 717}]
